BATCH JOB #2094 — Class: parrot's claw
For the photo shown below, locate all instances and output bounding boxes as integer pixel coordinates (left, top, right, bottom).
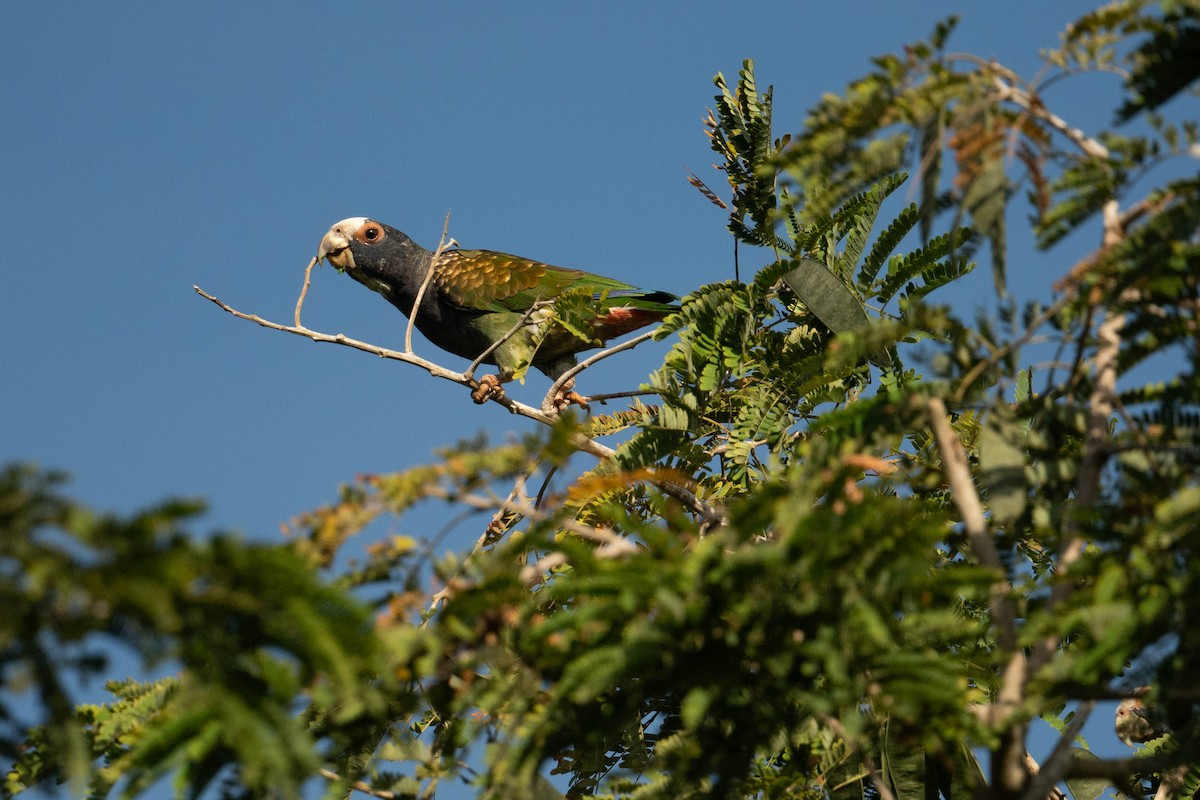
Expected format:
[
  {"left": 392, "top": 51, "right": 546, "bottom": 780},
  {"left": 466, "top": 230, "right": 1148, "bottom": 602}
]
[
  {"left": 471, "top": 374, "right": 506, "bottom": 404},
  {"left": 554, "top": 390, "right": 590, "bottom": 411},
  {"left": 549, "top": 378, "right": 590, "bottom": 412}
]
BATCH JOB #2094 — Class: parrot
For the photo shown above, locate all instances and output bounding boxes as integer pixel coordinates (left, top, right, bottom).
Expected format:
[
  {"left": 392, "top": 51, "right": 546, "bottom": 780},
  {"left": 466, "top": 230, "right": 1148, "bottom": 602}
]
[
  {"left": 316, "top": 218, "right": 679, "bottom": 407},
  {"left": 1116, "top": 695, "right": 1170, "bottom": 747}
]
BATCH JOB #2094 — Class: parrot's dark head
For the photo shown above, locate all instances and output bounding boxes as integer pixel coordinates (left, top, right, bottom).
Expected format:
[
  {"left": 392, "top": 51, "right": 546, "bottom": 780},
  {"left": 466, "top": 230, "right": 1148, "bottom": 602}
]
[{"left": 317, "top": 218, "right": 431, "bottom": 307}]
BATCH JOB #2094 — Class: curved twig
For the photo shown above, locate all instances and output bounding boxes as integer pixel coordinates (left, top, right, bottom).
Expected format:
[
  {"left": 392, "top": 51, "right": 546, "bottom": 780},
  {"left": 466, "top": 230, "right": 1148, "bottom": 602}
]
[
  {"left": 407, "top": 212, "right": 455, "bottom": 354},
  {"left": 585, "top": 389, "right": 660, "bottom": 404},
  {"left": 294, "top": 257, "right": 318, "bottom": 328},
  {"left": 463, "top": 303, "right": 541, "bottom": 382},
  {"left": 318, "top": 768, "right": 398, "bottom": 800},
  {"left": 540, "top": 330, "right": 662, "bottom": 417}
]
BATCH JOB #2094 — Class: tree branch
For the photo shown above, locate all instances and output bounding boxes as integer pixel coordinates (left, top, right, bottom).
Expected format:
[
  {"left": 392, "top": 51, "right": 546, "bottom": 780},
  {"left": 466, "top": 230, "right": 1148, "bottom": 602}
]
[
  {"left": 421, "top": 484, "right": 641, "bottom": 615},
  {"left": 1022, "top": 701, "right": 1095, "bottom": 800},
  {"left": 991, "top": 76, "right": 1110, "bottom": 161},
  {"left": 1023, "top": 752, "right": 1068, "bottom": 800},
  {"left": 318, "top": 768, "right": 399, "bottom": 800},
  {"left": 193, "top": 284, "right": 623, "bottom": 458},
  {"left": 924, "top": 397, "right": 1015, "bottom": 638},
  {"left": 1030, "top": 201, "right": 1125, "bottom": 677},
  {"left": 925, "top": 395, "right": 1028, "bottom": 791}
]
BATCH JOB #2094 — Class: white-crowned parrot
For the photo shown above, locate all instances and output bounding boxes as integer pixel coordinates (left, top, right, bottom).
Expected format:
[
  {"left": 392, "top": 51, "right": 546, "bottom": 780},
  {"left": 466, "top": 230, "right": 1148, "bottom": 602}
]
[{"left": 317, "top": 218, "right": 678, "bottom": 407}]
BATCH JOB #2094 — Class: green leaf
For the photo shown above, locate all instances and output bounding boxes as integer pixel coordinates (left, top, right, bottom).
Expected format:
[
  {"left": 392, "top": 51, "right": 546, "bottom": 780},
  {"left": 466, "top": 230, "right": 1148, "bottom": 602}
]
[
  {"left": 782, "top": 258, "right": 870, "bottom": 335},
  {"left": 960, "top": 137, "right": 1008, "bottom": 293},
  {"left": 1116, "top": 8, "right": 1200, "bottom": 121},
  {"left": 681, "top": 687, "right": 713, "bottom": 729},
  {"left": 979, "top": 416, "right": 1027, "bottom": 524}
]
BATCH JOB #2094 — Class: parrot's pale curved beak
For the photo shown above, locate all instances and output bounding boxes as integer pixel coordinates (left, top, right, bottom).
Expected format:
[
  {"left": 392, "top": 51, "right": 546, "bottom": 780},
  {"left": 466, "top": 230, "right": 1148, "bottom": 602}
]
[
  {"left": 317, "top": 230, "right": 353, "bottom": 270},
  {"left": 317, "top": 219, "right": 364, "bottom": 270}
]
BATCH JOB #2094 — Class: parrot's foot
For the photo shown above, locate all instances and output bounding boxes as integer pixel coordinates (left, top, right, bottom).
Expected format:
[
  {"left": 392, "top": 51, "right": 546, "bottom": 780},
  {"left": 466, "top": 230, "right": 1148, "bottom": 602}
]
[
  {"left": 549, "top": 379, "right": 590, "bottom": 412},
  {"left": 555, "top": 390, "right": 590, "bottom": 411},
  {"left": 471, "top": 374, "right": 507, "bottom": 404}
]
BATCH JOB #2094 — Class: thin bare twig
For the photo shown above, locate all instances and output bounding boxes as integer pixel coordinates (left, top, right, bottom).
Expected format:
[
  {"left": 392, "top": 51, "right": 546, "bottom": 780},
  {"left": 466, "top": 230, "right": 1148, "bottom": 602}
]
[
  {"left": 406, "top": 212, "right": 455, "bottom": 354},
  {"left": 519, "top": 552, "right": 569, "bottom": 585},
  {"left": 586, "top": 389, "right": 660, "bottom": 404},
  {"left": 196, "top": 285, "right": 626, "bottom": 450},
  {"left": 318, "top": 768, "right": 397, "bottom": 799},
  {"left": 196, "top": 285, "right": 474, "bottom": 384},
  {"left": 543, "top": 329, "right": 660, "bottom": 415},
  {"left": 1054, "top": 192, "right": 1175, "bottom": 295},
  {"left": 953, "top": 292, "right": 1073, "bottom": 402},
  {"left": 1022, "top": 701, "right": 1095, "bottom": 800},
  {"left": 1030, "top": 200, "right": 1125, "bottom": 675},
  {"left": 992, "top": 76, "right": 1110, "bottom": 160},
  {"left": 463, "top": 302, "right": 541, "bottom": 382},
  {"left": 862, "top": 751, "right": 897, "bottom": 800},
  {"left": 923, "top": 398, "right": 1011, "bottom": 624},
  {"left": 294, "top": 256, "right": 317, "bottom": 328}
]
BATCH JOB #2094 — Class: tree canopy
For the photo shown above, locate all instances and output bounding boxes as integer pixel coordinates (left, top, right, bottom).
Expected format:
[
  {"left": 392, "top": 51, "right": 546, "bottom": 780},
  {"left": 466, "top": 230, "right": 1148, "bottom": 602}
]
[{"left": 5, "top": 2, "right": 1200, "bottom": 798}]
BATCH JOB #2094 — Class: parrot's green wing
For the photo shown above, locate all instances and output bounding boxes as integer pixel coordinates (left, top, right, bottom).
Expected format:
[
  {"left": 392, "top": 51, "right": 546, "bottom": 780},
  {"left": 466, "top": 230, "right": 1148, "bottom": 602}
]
[{"left": 433, "top": 249, "right": 639, "bottom": 313}]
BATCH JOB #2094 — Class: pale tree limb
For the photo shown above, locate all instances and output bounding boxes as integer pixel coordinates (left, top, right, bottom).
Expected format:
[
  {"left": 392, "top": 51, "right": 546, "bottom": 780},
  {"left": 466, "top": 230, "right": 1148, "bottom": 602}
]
[
  {"left": 923, "top": 397, "right": 1016, "bottom": 642},
  {"left": 1030, "top": 198, "right": 1125, "bottom": 676},
  {"left": 423, "top": 487, "right": 642, "bottom": 554},
  {"left": 197, "top": 285, "right": 485, "bottom": 390},
  {"left": 976, "top": 70, "right": 1132, "bottom": 797},
  {"left": 991, "top": 76, "right": 1111, "bottom": 161},
  {"left": 519, "top": 552, "right": 569, "bottom": 586},
  {"left": 198, "top": 281, "right": 730, "bottom": 534},
  {"left": 1023, "top": 752, "right": 1068, "bottom": 800},
  {"left": 477, "top": 468, "right": 533, "bottom": 551},
  {"left": 924, "top": 395, "right": 1028, "bottom": 793},
  {"left": 194, "top": 284, "right": 613, "bottom": 457}
]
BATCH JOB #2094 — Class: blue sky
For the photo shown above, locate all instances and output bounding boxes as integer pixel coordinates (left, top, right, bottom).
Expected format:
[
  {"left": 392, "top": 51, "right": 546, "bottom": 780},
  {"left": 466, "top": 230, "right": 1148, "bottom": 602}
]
[{"left": 3, "top": 0, "right": 1137, "bottom": 787}]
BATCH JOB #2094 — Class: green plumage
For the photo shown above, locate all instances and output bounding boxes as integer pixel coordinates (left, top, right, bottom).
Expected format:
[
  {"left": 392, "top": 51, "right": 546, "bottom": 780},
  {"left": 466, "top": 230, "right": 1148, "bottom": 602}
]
[{"left": 317, "top": 218, "right": 679, "bottom": 397}]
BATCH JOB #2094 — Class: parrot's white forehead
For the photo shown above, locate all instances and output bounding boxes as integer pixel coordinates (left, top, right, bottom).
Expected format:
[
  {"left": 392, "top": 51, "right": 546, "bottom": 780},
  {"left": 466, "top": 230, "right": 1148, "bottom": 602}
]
[{"left": 328, "top": 217, "right": 369, "bottom": 235}]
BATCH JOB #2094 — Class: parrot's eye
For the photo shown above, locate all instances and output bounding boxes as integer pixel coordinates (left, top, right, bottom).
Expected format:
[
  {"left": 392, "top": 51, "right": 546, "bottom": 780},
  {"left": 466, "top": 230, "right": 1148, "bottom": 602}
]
[{"left": 357, "top": 223, "right": 385, "bottom": 244}]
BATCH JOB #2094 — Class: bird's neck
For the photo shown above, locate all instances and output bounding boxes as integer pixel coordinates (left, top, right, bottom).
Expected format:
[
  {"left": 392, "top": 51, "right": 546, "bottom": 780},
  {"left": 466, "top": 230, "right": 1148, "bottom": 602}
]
[{"left": 373, "top": 238, "right": 438, "bottom": 317}]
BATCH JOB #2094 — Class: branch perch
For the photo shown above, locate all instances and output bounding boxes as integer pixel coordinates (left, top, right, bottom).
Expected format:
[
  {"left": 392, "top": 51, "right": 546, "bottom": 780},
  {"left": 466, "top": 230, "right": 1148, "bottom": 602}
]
[{"left": 196, "top": 282, "right": 619, "bottom": 456}]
